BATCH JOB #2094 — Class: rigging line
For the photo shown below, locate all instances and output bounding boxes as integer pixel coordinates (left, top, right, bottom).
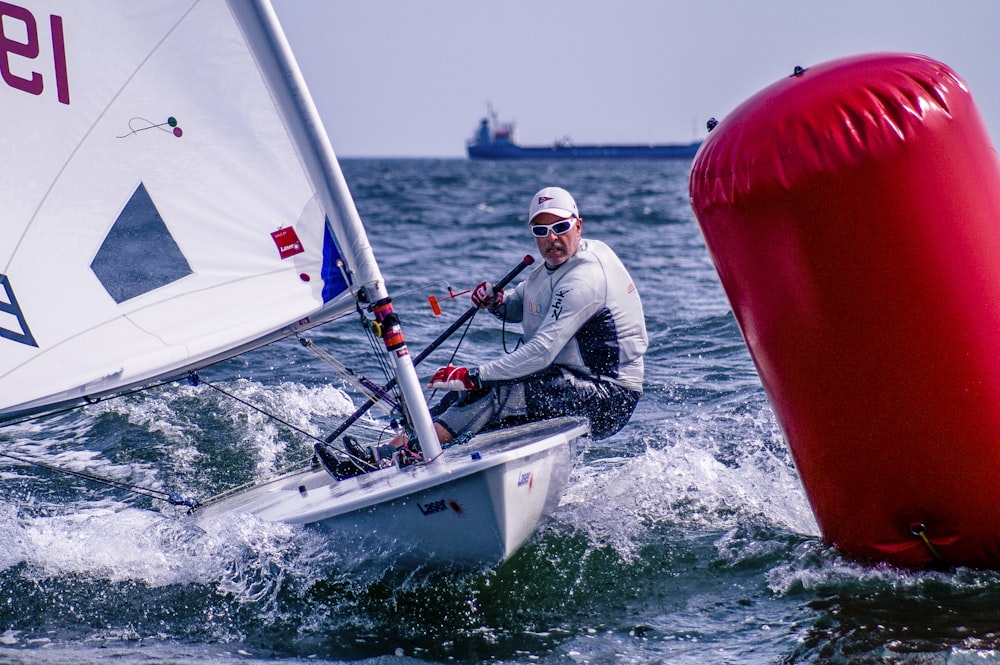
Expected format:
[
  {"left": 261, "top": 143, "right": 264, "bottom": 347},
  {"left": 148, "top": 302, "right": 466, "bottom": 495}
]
[
  {"left": 340, "top": 259, "right": 397, "bottom": 396},
  {"left": 187, "top": 373, "right": 378, "bottom": 469},
  {"left": 0, "top": 450, "right": 199, "bottom": 509},
  {"left": 498, "top": 305, "right": 524, "bottom": 354},
  {"left": 297, "top": 336, "right": 399, "bottom": 412},
  {"left": 426, "top": 312, "right": 477, "bottom": 403},
  {"left": 359, "top": 308, "right": 399, "bottom": 402},
  {"left": 445, "top": 310, "right": 477, "bottom": 366},
  {"left": 188, "top": 373, "right": 328, "bottom": 446}
]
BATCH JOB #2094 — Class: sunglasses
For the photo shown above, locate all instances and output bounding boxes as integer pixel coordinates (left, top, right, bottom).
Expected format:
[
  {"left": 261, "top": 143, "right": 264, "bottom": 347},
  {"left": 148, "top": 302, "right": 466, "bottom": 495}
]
[{"left": 530, "top": 217, "right": 577, "bottom": 238}]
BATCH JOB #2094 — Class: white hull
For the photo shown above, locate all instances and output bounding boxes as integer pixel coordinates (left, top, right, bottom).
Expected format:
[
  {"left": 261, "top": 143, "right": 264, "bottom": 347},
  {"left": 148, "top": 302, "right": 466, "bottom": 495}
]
[{"left": 193, "top": 417, "right": 589, "bottom": 566}]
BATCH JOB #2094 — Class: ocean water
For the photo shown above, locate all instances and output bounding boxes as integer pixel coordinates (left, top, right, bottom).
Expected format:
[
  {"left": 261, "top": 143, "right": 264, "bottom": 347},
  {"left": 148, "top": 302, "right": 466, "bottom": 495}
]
[{"left": 2, "top": 158, "right": 1000, "bottom": 664}]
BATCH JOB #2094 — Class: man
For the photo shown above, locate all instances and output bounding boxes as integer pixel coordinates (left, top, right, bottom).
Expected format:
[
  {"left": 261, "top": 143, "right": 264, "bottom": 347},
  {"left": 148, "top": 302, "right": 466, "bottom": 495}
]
[{"left": 424, "top": 185, "right": 647, "bottom": 443}]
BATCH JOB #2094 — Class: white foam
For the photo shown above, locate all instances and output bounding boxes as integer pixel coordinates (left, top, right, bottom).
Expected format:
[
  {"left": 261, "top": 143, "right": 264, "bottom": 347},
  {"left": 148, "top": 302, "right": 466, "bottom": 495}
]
[
  {"left": 0, "top": 494, "right": 350, "bottom": 614},
  {"left": 84, "top": 379, "right": 358, "bottom": 478},
  {"left": 0, "top": 379, "right": 362, "bottom": 601},
  {"left": 559, "top": 429, "right": 818, "bottom": 559}
]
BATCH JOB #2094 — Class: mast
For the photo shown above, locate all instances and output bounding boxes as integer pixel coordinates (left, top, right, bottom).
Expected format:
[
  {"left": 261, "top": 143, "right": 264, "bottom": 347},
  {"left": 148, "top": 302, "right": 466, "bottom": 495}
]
[
  {"left": 237, "top": 1, "right": 442, "bottom": 461},
  {"left": 369, "top": 297, "right": 443, "bottom": 460}
]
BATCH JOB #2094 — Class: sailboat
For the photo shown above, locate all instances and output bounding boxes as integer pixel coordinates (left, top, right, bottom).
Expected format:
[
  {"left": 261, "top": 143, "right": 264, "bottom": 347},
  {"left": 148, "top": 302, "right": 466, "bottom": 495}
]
[{"left": 0, "top": 0, "right": 588, "bottom": 566}]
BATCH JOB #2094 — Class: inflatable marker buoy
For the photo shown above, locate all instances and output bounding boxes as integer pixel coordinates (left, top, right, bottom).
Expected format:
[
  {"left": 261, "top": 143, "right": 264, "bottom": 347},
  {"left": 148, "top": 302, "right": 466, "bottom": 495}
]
[{"left": 689, "top": 53, "right": 1000, "bottom": 568}]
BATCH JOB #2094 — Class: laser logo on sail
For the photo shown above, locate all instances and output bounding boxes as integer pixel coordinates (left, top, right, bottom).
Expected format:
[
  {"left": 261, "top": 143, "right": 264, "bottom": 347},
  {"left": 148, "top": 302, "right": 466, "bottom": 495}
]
[{"left": 272, "top": 227, "right": 305, "bottom": 259}]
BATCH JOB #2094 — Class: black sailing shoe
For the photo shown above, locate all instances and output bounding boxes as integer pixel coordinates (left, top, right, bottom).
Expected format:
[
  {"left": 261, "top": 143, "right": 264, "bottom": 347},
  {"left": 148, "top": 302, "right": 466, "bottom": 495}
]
[
  {"left": 343, "top": 435, "right": 375, "bottom": 466},
  {"left": 314, "top": 441, "right": 364, "bottom": 480}
]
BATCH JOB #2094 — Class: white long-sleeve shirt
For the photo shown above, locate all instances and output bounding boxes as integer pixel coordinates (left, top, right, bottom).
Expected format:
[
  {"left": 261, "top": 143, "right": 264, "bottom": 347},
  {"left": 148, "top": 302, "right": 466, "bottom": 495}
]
[{"left": 478, "top": 239, "right": 647, "bottom": 392}]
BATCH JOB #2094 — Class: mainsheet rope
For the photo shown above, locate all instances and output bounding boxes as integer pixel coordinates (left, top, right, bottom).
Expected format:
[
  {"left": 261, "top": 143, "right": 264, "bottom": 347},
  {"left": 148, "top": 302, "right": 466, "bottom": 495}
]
[
  {"left": 0, "top": 449, "right": 201, "bottom": 509},
  {"left": 188, "top": 372, "right": 331, "bottom": 446}
]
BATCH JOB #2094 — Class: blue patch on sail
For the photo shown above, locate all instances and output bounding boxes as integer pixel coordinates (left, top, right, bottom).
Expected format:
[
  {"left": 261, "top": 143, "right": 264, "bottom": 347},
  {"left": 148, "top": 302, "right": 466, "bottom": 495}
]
[
  {"left": 320, "top": 219, "right": 348, "bottom": 302},
  {"left": 91, "top": 183, "right": 193, "bottom": 304},
  {"left": 0, "top": 274, "right": 37, "bottom": 347}
]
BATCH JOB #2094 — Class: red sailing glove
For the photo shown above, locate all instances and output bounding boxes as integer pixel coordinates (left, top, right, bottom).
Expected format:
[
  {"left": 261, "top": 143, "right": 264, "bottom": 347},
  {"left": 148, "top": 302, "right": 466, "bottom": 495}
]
[
  {"left": 471, "top": 281, "right": 504, "bottom": 311},
  {"left": 427, "top": 365, "right": 481, "bottom": 391}
]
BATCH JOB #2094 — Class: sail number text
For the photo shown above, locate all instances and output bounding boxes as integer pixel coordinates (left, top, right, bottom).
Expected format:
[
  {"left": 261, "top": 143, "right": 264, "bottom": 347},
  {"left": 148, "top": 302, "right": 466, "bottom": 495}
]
[{"left": 0, "top": 2, "right": 69, "bottom": 105}]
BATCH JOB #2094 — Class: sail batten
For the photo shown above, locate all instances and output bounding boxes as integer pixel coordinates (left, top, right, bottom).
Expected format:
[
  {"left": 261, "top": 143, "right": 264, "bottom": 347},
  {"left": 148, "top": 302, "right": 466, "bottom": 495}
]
[{"left": 0, "top": 0, "right": 380, "bottom": 421}]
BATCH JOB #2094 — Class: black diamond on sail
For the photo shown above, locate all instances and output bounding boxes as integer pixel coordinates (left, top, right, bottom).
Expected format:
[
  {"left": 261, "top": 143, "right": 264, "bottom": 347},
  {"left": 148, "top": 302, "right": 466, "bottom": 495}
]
[{"left": 91, "top": 182, "right": 192, "bottom": 303}]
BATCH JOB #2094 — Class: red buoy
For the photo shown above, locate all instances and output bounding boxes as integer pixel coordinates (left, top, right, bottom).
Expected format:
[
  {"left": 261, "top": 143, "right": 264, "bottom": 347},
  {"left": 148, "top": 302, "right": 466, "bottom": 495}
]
[{"left": 689, "top": 53, "right": 1000, "bottom": 567}]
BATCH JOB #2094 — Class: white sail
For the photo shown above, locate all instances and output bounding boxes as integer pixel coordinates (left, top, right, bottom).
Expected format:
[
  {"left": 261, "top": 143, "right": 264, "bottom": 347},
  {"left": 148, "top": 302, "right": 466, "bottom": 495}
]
[
  {"left": 0, "top": 1, "right": 382, "bottom": 420},
  {"left": 0, "top": 1, "right": 584, "bottom": 568}
]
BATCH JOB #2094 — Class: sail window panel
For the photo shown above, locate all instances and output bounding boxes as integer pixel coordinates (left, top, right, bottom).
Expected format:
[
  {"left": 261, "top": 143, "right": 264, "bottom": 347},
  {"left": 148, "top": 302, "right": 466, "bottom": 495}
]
[{"left": 90, "top": 182, "right": 193, "bottom": 304}]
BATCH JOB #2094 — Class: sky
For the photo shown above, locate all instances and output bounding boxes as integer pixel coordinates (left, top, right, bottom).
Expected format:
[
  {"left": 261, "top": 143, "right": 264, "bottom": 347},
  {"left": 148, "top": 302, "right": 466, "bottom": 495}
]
[{"left": 271, "top": 0, "right": 1000, "bottom": 158}]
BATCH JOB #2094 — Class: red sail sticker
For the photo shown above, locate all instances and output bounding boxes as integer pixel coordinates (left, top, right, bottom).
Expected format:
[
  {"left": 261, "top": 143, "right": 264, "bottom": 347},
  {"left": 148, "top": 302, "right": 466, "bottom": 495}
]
[{"left": 271, "top": 227, "right": 304, "bottom": 259}]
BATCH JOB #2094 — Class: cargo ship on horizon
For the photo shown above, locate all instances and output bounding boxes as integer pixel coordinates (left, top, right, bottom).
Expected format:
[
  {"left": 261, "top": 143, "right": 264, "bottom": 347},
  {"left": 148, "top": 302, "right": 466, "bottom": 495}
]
[{"left": 466, "top": 108, "right": 702, "bottom": 160}]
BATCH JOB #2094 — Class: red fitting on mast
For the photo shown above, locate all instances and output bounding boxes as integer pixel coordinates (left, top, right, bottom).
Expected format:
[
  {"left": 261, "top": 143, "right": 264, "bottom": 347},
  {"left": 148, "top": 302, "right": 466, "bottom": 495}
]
[{"left": 373, "top": 298, "right": 405, "bottom": 351}]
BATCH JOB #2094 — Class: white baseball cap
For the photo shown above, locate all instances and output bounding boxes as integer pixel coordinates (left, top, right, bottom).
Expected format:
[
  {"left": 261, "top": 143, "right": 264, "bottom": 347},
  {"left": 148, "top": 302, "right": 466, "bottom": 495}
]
[{"left": 528, "top": 186, "right": 579, "bottom": 223}]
